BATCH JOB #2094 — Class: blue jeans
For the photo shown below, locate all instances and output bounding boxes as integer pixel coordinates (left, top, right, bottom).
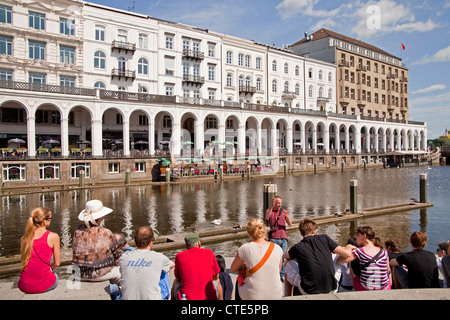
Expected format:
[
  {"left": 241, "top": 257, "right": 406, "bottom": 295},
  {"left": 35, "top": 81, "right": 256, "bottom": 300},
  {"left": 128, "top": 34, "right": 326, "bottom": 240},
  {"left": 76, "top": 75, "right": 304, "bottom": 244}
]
[
  {"left": 44, "top": 272, "right": 59, "bottom": 293},
  {"left": 270, "top": 238, "right": 287, "bottom": 281}
]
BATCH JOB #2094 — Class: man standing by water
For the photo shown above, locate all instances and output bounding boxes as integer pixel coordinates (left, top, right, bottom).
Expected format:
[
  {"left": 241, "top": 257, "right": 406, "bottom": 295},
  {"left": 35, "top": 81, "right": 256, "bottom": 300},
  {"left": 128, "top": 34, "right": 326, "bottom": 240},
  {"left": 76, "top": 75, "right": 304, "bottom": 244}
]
[{"left": 265, "top": 196, "right": 292, "bottom": 282}]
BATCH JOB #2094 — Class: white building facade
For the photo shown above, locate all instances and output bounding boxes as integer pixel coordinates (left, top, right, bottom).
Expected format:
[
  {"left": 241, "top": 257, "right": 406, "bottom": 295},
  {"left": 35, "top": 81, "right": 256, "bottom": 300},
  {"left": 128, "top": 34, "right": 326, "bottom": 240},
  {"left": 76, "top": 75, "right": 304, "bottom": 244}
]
[{"left": 0, "top": 0, "right": 427, "bottom": 183}]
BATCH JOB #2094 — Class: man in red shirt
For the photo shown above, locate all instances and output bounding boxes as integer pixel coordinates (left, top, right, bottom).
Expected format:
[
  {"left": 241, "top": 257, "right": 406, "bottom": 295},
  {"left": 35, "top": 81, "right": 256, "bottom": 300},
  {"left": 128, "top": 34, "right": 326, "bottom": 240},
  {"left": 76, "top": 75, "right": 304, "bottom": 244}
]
[{"left": 172, "top": 233, "right": 222, "bottom": 300}]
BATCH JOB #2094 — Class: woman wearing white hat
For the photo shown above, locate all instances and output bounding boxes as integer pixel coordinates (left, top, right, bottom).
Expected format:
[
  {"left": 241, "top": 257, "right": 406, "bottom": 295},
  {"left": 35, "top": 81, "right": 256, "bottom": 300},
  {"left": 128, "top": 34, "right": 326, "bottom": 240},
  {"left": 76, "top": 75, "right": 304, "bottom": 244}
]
[{"left": 72, "top": 200, "right": 121, "bottom": 287}]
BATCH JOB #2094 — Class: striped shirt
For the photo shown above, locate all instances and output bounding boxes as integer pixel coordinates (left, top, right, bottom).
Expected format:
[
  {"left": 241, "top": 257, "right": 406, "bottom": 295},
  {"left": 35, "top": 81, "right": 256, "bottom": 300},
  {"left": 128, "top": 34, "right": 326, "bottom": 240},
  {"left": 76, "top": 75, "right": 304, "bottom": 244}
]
[{"left": 353, "top": 247, "right": 390, "bottom": 290}]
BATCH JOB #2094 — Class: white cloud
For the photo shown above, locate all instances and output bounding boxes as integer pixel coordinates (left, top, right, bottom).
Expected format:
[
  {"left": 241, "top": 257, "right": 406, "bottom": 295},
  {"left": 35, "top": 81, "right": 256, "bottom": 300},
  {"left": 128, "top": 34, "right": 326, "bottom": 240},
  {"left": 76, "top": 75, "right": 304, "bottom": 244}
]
[
  {"left": 413, "top": 46, "right": 450, "bottom": 65},
  {"left": 351, "top": 0, "right": 440, "bottom": 39},
  {"left": 276, "top": 0, "right": 319, "bottom": 20},
  {"left": 412, "top": 84, "right": 447, "bottom": 94},
  {"left": 275, "top": 0, "right": 345, "bottom": 20}
]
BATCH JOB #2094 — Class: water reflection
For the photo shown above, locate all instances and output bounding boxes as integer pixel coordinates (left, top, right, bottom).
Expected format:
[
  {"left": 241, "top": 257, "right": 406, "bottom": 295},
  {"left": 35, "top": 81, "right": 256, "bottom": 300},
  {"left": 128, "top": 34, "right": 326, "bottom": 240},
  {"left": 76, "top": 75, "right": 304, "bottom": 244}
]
[{"left": 0, "top": 166, "right": 449, "bottom": 258}]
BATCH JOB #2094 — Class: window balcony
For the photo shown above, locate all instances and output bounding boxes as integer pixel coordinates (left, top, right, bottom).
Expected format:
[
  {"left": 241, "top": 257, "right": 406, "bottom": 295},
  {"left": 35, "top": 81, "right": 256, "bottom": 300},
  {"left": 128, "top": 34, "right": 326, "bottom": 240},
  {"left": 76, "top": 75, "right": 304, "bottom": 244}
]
[
  {"left": 282, "top": 90, "right": 297, "bottom": 100},
  {"left": 111, "top": 69, "right": 136, "bottom": 81},
  {"left": 182, "top": 74, "right": 205, "bottom": 85},
  {"left": 182, "top": 49, "right": 204, "bottom": 60},
  {"left": 111, "top": 40, "right": 136, "bottom": 54},
  {"left": 239, "top": 85, "right": 256, "bottom": 94}
]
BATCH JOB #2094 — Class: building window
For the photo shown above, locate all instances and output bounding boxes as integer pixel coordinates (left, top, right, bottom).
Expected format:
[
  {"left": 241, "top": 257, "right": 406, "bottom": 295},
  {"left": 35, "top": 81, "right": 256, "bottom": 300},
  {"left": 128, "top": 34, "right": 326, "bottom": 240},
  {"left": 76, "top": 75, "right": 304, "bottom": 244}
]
[
  {"left": 117, "top": 29, "right": 127, "bottom": 42},
  {"left": 135, "top": 162, "right": 145, "bottom": 172},
  {"left": 71, "top": 162, "right": 90, "bottom": 178},
  {"left": 308, "top": 68, "right": 313, "bottom": 79},
  {"left": 256, "top": 78, "right": 262, "bottom": 91},
  {"left": 245, "top": 55, "right": 250, "bottom": 68},
  {"left": 94, "top": 81, "right": 105, "bottom": 89},
  {"left": 60, "top": 18, "right": 75, "bottom": 36},
  {"left": 208, "top": 90, "right": 215, "bottom": 100},
  {"left": 165, "top": 85, "right": 173, "bottom": 96},
  {"left": 0, "top": 5, "right": 12, "bottom": 24},
  {"left": 256, "top": 57, "right": 261, "bottom": 70},
  {"left": 318, "top": 70, "right": 323, "bottom": 81},
  {"left": 295, "top": 84, "right": 300, "bottom": 95},
  {"left": 108, "top": 162, "right": 120, "bottom": 173},
  {"left": 138, "top": 33, "right": 148, "bottom": 49},
  {"left": 226, "top": 51, "right": 232, "bottom": 64},
  {"left": 238, "top": 53, "right": 243, "bottom": 66},
  {"left": 60, "top": 46, "right": 75, "bottom": 64},
  {"left": 163, "top": 115, "right": 172, "bottom": 127},
  {"left": 94, "top": 51, "right": 106, "bottom": 69},
  {"left": 272, "top": 80, "right": 277, "bottom": 93},
  {"left": 39, "top": 163, "right": 60, "bottom": 180},
  {"left": 0, "top": 69, "right": 12, "bottom": 80},
  {"left": 272, "top": 60, "right": 277, "bottom": 72},
  {"left": 29, "top": 11, "right": 45, "bottom": 30},
  {"left": 138, "top": 58, "right": 148, "bottom": 75},
  {"left": 165, "top": 35, "right": 173, "bottom": 49},
  {"left": 60, "top": 76, "right": 75, "bottom": 87},
  {"left": 95, "top": 25, "right": 105, "bottom": 41},
  {"left": 2, "top": 164, "right": 26, "bottom": 181},
  {"left": 308, "top": 85, "right": 313, "bottom": 97},
  {"left": 205, "top": 117, "right": 217, "bottom": 129},
  {"left": 284, "top": 63, "right": 289, "bottom": 74},
  {"left": 208, "top": 44, "right": 215, "bottom": 57},
  {"left": 226, "top": 73, "right": 232, "bottom": 87},
  {"left": 208, "top": 65, "right": 215, "bottom": 81},
  {"left": 29, "top": 73, "right": 46, "bottom": 84},
  {"left": 29, "top": 41, "right": 46, "bottom": 60},
  {"left": 0, "top": 36, "right": 12, "bottom": 55},
  {"left": 328, "top": 72, "right": 332, "bottom": 82}
]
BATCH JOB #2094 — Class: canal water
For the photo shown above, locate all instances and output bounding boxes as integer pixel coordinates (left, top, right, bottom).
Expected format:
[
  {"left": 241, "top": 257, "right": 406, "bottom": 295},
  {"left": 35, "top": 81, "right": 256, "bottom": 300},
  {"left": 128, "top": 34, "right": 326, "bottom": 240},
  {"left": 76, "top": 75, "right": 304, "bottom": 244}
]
[{"left": 1, "top": 166, "right": 449, "bottom": 260}]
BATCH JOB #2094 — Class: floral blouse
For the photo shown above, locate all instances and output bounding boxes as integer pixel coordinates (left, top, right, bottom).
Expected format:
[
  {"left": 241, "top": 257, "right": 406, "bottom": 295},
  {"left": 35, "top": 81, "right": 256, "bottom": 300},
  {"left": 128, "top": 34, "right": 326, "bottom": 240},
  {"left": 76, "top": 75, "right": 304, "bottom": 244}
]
[{"left": 72, "top": 224, "right": 120, "bottom": 279}]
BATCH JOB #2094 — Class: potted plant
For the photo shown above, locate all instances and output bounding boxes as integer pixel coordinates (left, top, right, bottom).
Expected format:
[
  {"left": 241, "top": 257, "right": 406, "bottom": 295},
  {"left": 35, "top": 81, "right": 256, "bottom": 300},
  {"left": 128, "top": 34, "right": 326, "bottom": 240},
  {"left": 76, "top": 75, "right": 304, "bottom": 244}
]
[{"left": 37, "top": 147, "right": 49, "bottom": 152}]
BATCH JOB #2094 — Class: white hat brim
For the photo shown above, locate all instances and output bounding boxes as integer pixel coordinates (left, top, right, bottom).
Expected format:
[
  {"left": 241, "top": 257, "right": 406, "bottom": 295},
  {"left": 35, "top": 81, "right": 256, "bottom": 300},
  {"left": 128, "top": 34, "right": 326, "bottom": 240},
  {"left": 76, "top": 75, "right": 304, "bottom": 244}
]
[{"left": 78, "top": 206, "right": 113, "bottom": 221}]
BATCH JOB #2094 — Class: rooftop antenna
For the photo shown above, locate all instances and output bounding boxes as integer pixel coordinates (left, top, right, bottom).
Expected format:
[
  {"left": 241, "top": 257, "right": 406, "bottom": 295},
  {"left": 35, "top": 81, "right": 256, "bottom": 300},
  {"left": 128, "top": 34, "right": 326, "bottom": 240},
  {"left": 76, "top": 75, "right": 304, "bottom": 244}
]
[{"left": 128, "top": 0, "right": 135, "bottom": 12}]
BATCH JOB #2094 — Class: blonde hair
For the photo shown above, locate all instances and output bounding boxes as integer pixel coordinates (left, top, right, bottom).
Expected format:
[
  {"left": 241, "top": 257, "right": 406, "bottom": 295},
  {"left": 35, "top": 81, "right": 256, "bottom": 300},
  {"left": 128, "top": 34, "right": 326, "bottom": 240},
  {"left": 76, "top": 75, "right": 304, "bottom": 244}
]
[
  {"left": 20, "top": 207, "right": 51, "bottom": 271},
  {"left": 246, "top": 218, "right": 266, "bottom": 240}
]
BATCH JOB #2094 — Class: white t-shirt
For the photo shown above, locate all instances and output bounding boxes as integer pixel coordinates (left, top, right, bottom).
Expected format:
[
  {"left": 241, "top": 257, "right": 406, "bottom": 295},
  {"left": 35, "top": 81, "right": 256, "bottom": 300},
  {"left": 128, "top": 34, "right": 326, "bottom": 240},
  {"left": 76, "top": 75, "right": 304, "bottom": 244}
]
[
  {"left": 119, "top": 249, "right": 172, "bottom": 300},
  {"left": 237, "top": 241, "right": 283, "bottom": 300}
]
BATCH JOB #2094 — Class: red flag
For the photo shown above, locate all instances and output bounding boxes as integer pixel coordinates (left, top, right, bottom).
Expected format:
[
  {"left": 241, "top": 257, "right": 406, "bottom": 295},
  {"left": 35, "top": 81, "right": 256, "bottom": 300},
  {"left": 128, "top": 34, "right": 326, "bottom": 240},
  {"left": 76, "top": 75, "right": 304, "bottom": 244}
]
[{"left": 401, "top": 43, "right": 405, "bottom": 50}]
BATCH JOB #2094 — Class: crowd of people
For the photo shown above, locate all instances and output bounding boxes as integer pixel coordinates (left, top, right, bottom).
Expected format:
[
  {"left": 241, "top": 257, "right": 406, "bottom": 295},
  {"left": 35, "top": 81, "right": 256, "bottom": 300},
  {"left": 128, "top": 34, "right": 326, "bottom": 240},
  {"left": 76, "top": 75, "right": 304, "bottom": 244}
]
[{"left": 17, "top": 197, "right": 450, "bottom": 300}]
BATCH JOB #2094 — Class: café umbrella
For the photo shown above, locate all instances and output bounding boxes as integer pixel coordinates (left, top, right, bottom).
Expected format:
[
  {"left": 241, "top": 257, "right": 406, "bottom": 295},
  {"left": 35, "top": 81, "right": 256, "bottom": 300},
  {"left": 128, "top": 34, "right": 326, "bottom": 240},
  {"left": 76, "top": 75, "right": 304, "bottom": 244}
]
[
  {"left": 43, "top": 139, "right": 60, "bottom": 144},
  {"left": 8, "top": 138, "right": 26, "bottom": 144}
]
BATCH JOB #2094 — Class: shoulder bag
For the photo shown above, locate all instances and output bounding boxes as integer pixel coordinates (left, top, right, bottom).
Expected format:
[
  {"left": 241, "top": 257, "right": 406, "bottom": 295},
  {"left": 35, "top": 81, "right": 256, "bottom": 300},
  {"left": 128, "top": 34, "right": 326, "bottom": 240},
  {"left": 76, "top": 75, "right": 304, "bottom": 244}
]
[{"left": 237, "top": 242, "right": 275, "bottom": 286}]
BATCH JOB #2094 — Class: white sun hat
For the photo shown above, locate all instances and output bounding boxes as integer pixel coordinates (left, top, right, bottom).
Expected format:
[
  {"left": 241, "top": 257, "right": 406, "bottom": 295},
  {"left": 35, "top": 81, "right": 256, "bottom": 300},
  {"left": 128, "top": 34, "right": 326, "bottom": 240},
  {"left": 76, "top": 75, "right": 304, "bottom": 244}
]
[{"left": 78, "top": 200, "right": 113, "bottom": 226}]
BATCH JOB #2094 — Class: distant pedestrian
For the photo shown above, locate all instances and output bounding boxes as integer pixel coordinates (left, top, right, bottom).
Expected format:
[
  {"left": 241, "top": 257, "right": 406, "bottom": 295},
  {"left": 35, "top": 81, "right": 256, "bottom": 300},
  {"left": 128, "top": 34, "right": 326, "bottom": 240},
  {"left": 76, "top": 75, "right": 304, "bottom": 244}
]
[
  {"left": 119, "top": 226, "right": 174, "bottom": 300},
  {"left": 18, "top": 207, "right": 60, "bottom": 294},
  {"left": 286, "top": 218, "right": 353, "bottom": 295},
  {"left": 230, "top": 218, "right": 283, "bottom": 300},
  {"left": 265, "top": 196, "right": 292, "bottom": 282},
  {"left": 390, "top": 231, "right": 440, "bottom": 289}
]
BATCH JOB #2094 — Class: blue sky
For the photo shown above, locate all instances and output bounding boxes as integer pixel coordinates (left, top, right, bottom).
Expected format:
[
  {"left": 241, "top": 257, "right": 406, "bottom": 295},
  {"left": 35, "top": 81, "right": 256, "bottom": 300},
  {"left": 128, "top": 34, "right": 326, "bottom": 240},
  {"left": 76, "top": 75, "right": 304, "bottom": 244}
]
[{"left": 89, "top": 0, "right": 450, "bottom": 139}]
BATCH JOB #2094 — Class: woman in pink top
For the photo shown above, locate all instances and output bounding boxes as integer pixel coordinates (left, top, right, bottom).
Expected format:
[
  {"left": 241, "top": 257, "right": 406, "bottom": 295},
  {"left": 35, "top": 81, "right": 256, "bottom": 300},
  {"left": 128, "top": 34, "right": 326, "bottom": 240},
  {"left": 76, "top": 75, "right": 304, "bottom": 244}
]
[{"left": 18, "top": 207, "right": 61, "bottom": 294}]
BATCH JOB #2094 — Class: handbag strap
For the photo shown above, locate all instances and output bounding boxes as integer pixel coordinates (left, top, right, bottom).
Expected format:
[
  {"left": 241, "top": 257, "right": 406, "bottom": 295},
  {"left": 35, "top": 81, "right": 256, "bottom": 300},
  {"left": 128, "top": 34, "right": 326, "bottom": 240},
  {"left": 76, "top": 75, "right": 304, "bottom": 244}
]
[{"left": 246, "top": 242, "right": 275, "bottom": 277}]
